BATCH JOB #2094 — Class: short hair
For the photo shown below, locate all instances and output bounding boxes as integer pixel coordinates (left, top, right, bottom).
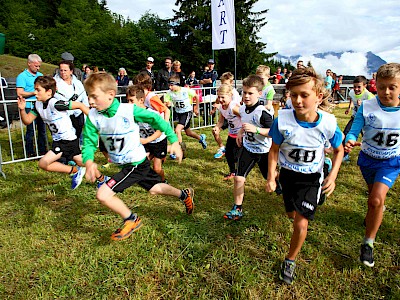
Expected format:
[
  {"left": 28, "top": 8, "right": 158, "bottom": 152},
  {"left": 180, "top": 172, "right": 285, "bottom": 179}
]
[
  {"left": 84, "top": 72, "right": 117, "bottom": 94},
  {"left": 353, "top": 75, "right": 368, "bottom": 85},
  {"left": 133, "top": 73, "right": 153, "bottom": 90},
  {"left": 286, "top": 67, "right": 333, "bottom": 112},
  {"left": 168, "top": 74, "right": 181, "bottom": 83},
  {"left": 376, "top": 63, "right": 400, "bottom": 80},
  {"left": 242, "top": 75, "right": 264, "bottom": 92},
  {"left": 255, "top": 65, "right": 270, "bottom": 76},
  {"left": 220, "top": 72, "right": 234, "bottom": 82},
  {"left": 59, "top": 60, "right": 74, "bottom": 70},
  {"left": 126, "top": 85, "right": 145, "bottom": 100},
  {"left": 217, "top": 84, "right": 233, "bottom": 95},
  {"left": 165, "top": 56, "right": 173, "bottom": 62},
  {"left": 172, "top": 60, "right": 181, "bottom": 66},
  {"left": 34, "top": 76, "right": 56, "bottom": 96},
  {"left": 28, "top": 54, "right": 42, "bottom": 63}
]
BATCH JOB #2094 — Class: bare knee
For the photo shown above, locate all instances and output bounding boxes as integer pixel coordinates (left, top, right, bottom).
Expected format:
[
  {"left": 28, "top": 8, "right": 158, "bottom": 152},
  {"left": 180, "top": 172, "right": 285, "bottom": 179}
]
[
  {"left": 368, "top": 195, "right": 384, "bottom": 209},
  {"left": 38, "top": 158, "right": 48, "bottom": 170}
]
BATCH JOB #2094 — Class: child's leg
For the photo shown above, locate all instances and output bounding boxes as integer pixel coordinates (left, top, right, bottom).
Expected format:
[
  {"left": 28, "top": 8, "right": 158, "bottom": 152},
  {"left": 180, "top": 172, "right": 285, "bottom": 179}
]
[
  {"left": 149, "top": 182, "right": 194, "bottom": 214},
  {"left": 175, "top": 124, "right": 184, "bottom": 143},
  {"left": 184, "top": 127, "right": 201, "bottom": 140},
  {"left": 225, "top": 137, "right": 236, "bottom": 173},
  {"left": 365, "top": 182, "right": 389, "bottom": 240},
  {"left": 152, "top": 158, "right": 165, "bottom": 181},
  {"left": 38, "top": 151, "right": 72, "bottom": 173},
  {"left": 233, "top": 176, "right": 246, "bottom": 205},
  {"left": 97, "top": 185, "right": 132, "bottom": 219},
  {"left": 286, "top": 213, "right": 309, "bottom": 260},
  {"left": 73, "top": 154, "right": 104, "bottom": 180},
  {"left": 212, "top": 128, "right": 224, "bottom": 149}
]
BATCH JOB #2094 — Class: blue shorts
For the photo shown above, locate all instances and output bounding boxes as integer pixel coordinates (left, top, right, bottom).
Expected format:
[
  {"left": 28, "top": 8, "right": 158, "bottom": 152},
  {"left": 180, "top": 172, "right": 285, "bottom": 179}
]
[{"left": 357, "top": 151, "right": 400, "bottom": 188}]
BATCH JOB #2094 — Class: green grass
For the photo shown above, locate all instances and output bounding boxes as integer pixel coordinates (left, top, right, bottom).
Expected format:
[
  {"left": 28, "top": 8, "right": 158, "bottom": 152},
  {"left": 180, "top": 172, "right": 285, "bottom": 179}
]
[
  {"left": 0, "top": 54, "right": 57, "bottom": 78},
  {"left": 0, "top": 107, "right": 399, "bottom": 299}
]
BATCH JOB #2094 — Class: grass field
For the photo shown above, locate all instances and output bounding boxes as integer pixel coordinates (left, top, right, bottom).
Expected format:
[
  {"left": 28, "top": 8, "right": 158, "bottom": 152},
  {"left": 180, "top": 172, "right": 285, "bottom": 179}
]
[
  {"left": 0, "top": 107, "right": 399, "bottom": 299},
  {"left": 0, "top": 54, "right": 57, "bottom": 78}
]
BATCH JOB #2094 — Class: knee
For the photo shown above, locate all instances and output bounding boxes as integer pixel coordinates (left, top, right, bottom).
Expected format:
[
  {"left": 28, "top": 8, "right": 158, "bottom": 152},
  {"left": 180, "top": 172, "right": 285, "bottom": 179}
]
[
  {"left": 38, "top": 158, "right": 48, "bottom": 170},
  {"left": 368, "top": 195, "right": 384, "bottom": 209},
  {"left": 149, "top": 184, "right": 161, "bottom": 195}
]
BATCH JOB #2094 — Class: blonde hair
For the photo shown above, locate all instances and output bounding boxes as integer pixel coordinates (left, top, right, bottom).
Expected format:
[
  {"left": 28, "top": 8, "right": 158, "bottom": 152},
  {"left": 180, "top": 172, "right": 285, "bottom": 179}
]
[
  {"left": 242, "top": 75, "right": 264, "bottom": 92},
  {"left": 217, "top": 84, "right": 233, "bottom": 95},
  {"left": 220, "top": 72, "right": 234, "bottom": 82},
  {"left": 255, "top": 65, "right": 270, "bottom": 76},
  {"left": 84, "top": 72, "right": 117, "bottom": 93},
  {"left": 376, "top": 63, "right": 400, "bottom": 80},
  {"left": 286, "top": 67, "right": 334, "bottom": 112}
]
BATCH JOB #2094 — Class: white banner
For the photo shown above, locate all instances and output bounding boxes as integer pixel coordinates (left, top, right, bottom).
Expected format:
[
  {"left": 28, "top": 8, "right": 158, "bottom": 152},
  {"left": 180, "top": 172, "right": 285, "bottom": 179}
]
[{"left": 211, "top": 0, "right": 236, "bottom": 50}]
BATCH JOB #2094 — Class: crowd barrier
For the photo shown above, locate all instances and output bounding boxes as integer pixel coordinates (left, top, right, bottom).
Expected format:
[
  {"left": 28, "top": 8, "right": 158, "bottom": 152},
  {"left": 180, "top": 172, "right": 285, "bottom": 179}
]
[{"left": 0, "top": 81, "right": 353, "bottom": 179}]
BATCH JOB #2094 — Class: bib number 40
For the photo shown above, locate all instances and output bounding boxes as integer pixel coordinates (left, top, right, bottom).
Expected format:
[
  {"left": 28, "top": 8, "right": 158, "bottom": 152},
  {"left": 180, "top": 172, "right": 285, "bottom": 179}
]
[{"left": 288, "top": 149, "right": 316, "bottom": 163}]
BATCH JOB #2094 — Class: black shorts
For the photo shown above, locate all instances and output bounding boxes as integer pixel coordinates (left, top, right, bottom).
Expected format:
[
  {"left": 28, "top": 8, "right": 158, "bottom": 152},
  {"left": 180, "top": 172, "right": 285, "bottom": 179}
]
[
  {"left": 144, "top": 138, "right": 168, "bottom": 159},
  {"left": 105, "top": 159, "right": 161, "bottom": 193},
  {"left": 236, "top": 147, "right": 269, "bottom": 179},
  {"left": 99, "top": 138, "right": 107, "bottom": 152},
  {"left": 176, "top": 111, "right": 193, "bottom": 129},
  {"left": 279, "top": 168, "right": 323, "bottom": 220},
  {"left": 52, "top": 139, "right": 81, "bottom": 162}
]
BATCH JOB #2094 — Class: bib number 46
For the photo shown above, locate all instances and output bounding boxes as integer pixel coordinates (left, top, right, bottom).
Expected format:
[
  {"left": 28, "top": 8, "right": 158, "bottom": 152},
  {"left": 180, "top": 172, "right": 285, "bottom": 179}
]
[{"left": 372, "top": 132, "right": 399, "bottom": 147}]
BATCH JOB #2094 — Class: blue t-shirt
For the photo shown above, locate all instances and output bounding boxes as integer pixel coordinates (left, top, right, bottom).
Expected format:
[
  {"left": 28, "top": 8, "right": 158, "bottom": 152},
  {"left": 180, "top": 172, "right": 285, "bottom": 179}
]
[{"left": 16, "top": 69, "right": 43, "bottom": 109}]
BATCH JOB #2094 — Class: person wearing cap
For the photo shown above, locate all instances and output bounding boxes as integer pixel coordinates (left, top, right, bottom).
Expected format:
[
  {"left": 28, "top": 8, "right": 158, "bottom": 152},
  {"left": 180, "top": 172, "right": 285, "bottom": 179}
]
[
  {"left": 200, "top": 59, "right": 218, "bottom": 96},
  {"left": 53, "top": 52, "right": 83, "bottom": 82},
  {"left": 139, "top": 57, "right": 156, "bottom": 90},
  {"left": 155, "top": 56, "right": 176, "bottom": 91}
]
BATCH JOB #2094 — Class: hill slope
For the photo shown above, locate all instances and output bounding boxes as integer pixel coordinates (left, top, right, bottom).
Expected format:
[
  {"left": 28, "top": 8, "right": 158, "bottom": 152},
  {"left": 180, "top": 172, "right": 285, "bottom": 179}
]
[{"left": 0, "top": 54, "right": 57, "bottom": 78}]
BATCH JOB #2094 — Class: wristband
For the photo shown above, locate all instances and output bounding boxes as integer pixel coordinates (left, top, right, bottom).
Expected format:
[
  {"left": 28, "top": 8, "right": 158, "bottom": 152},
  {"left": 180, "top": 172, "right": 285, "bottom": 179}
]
[{"left": 256, "top": 127, "right": 260, "bottom": 134}]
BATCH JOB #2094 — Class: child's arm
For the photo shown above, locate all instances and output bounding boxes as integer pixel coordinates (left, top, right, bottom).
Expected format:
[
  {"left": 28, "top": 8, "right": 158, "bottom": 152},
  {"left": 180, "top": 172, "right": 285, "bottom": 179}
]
[
  {"left": 141, "top": 130, "right": 162, "bottom": 145},
  {"left": 82, "top": 117, "right": 100, "bottom": 182},
  {"left": 212, "top": 114, "right": 225, "bottom": 136},
  {"left": 236, "top": 128, "right": 244, "bottom": 147},
  {"left": 266, "top": 142, "right": 279, "bottom": 192},
  {"left": 345, "top": 99, "right": 354, "bottom": 115},
  {"left": 70, "top": 101, "right": 90, "bottom": 116},
  {"left": 322, "top": 144, "right": 344, "bottom": 197},
  {"left": 17, "top": 96, "right": 37, "bottom": 125},
  {"left": 193, "top": 93, "right": 199, "bottom": 116},
  {"left": 344, "top": 104, "right": 365, "bottom": 152},
  {"left": 232, "top": 104, "right": 241, "bottom": 117}
]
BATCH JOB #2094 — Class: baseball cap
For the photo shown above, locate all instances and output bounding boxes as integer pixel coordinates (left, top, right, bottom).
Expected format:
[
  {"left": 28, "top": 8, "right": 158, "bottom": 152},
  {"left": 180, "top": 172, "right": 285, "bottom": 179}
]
[
  {"left": 147, "top": 57, "right": 154, "bottom": 62},
  {"left": 208, "top": 59, "right": 215, "bottom": 64},
  {"left": 61, "top": 52, "right": 74, "bottom": 61}
]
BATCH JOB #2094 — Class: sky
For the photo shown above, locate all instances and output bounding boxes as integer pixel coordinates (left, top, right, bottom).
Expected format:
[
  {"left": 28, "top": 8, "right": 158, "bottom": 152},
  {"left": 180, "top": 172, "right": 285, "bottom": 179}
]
[{"left": 106, "top": 0, "right": 400, "bottom": 76}]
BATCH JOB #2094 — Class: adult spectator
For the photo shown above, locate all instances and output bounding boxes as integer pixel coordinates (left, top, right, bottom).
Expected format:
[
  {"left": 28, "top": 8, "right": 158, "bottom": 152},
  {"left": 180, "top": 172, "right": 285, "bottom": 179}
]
[
  {"left": 83, "top": 65, "right": 92, "bottom": 81},
  {"left": 367, "top": 72, "right": 377, "bottom": 94},
  {"left": 172, "top": 60, "right": 186, "bottom": 86},
  {"left": 139, "top": 57, "right": 156, "bottom": 90},
  {"left": 296, "top": 60, "right": 304, "bottom": 69},
  {"left": 199, "top": 59, "right": 218, "bottom": 96},
  {"left": 54, "top": 60, "right": 89, "bottom": 141},
  {"left": 324, "top": 69, "right": 333, "bottom": 92},
  {"left": 16, "top": 54, "right": 48, "bottom": 157},
  {"left": 53, "top": 52, "right": 83, "bottom": 82},
  {"left": 116, "top": 68, "right": 129, "bottom": 86},
  {"left": 186, "top": 71, "right": 199, "bottom": 86},
  {"left": 156, "top": 56, "right": 176, "bottom": 91}
]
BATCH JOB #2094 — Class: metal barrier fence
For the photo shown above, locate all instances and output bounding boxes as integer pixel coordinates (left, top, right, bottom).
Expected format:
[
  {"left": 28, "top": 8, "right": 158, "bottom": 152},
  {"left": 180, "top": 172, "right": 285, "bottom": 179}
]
[{"left": 0, "top": 81, "right": 354, "bottom": 179}]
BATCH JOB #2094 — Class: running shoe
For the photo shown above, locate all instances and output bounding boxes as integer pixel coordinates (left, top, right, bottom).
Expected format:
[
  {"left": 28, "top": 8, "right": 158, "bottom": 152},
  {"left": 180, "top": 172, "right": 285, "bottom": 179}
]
[
  {"left": 97, "top": 175, "right": 110, "bottom": 189},
  {"left": 214, "top": 147, "right": 226, "bottom": 159},
  {"left": 182, "top": 188, "right": 195, "bottom": 214},
  {"left": 360, "top": 243, "right": 374, "bottom": 267},
  {"left": 223, "top": 172, "right": 235, "bottom": 180},
  {"left": 324, "top": 157, "right": 332, "bottom": 172},
  {"left": 170, "top": 153, "right": 177, "bottom": 160},
  {"left": 199, "top": 134, "right": 207, "bottom": 149},
  {"left": 71, "top": 166, "right": 86, "bottom": 190},
  {"left": 111, "top": 214, "right": 143, "bottom": 241},
  {"left": 224, "top": 205, "right": 243, "bottom": 220},
  {"left": 342, "top": 154, "right": 350, "bottom": 163},
  {"left": 280, "top": 259, "right": 296, "bottom": 285}
]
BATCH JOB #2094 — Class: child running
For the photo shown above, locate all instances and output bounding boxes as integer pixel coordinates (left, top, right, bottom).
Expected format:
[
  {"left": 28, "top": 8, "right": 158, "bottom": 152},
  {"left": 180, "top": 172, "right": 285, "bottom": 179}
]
[
  {"left": 266, "top": 67, "right": 344, "bottom": 284},
  {"left": 82, "top": 72, "right": 194, "bottom": 241},
  {"left": 256, "top": 65, "right": 275, "bottom": 113},
  {"left": 164, "top": 74, "right": 207, "bottom": 158},
  {"left": 213, "top": 84, "right": 242, "bottom": 180},
  {"left": 344, "top": 63, "right": 400, "bottom": 268},
  {"left": 17, "top": 76, "right": 105, "bottom": 189},
  {"left": 126, "top": 85, "right": 168, "bottom": 183},
  {"left": 223, "top": 75, "right": 274, "bottom": 220},
  {"left": 342, "top": 76, "right": 375, "bottom": 162}
]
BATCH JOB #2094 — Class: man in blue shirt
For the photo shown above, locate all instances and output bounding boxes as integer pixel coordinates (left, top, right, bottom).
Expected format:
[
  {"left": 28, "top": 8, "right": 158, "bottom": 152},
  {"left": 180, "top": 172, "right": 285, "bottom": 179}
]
[
  {"left": 200, "top": 59, "right": 218, "bottom": 96},
  {"left": 16, "top": 54, "right": 48, "bottom": 156}
]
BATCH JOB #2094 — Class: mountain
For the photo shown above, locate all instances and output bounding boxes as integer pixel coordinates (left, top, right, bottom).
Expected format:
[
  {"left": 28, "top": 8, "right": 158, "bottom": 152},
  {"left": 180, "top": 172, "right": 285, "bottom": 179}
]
[{"left": 274, "top": 51, "right": 387, "bottom": 75}]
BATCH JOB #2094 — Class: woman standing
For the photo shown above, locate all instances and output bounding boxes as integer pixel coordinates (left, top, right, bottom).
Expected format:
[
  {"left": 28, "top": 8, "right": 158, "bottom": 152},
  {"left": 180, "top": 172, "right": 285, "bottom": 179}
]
[
  {"left": 172, "top": 61, "right": 186, "bottom": 86},
  {"left": 116, "top": 67, "right": 129, "bottom": 86}
]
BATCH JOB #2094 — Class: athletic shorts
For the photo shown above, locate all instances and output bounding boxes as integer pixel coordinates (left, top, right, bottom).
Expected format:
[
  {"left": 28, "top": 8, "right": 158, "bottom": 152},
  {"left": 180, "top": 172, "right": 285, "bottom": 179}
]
[
  {"left": 99, "top": 138, "right": 107, "bottom": 152},
  {"left": 105, "top": 159, "right": 161, "bottom": 193},
  {"left": 236, "top": 147, "right": 269, "bottom": 179},
  {"left": 279, "top": 167, "right": 323, "bottom": 220},
  {"left": 358, "top": 151, "right": 400, "bottom": 188},
  {"left": 144, "top": 138, "right": 168, "bottom": 159},
  {"left": 52, "top": 139, "right": 81, "bottom": 162},
  {"left": 176, "top": 111, "right": 193, "bottom": 129}
]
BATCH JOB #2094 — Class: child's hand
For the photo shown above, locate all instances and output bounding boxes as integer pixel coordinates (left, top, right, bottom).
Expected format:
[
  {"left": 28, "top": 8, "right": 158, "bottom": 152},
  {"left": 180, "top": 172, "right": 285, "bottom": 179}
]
[
  {"left": 85, "top": 161, "right": 98, "bottom": 183},
  {"left": 242, "top": 123, "right": 257, "bottom": 133},
  {"left": 345, "top": 108, "right": 350, "bottom": 115},
  {"left": 236, "top": 130, "right": 244, "bottom": 147},
  {"left": 322, "top": 175, "right": 336, "bottom": 197},
  {"left": 344, "top": 140, "right": 361, "bottom": 153},
  {"left": 170, "top": 142, "right": 183, "bottom": 163},
  {"left": 193, "top": 107, "right": 199, "bottom": 116},
  {"left": 265, "top": 179, "right": 276, "bottom": 193},
  {"left": 17, "top": 96, "right": 26, "bottom": 110},
  {"left": 212, "top": 126, "right": 220, "bottom": 135}
]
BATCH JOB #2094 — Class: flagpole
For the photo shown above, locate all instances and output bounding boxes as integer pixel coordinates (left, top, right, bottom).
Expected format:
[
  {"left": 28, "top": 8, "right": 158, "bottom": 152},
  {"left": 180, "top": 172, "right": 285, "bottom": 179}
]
[{"left": 234, "top": 49, "right": 237, "bottom": 88}]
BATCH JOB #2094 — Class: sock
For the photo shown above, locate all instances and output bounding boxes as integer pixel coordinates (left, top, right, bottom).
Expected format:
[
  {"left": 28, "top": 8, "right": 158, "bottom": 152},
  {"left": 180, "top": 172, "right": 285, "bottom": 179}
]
[
  {"left": 284, "top": 258, "right": 295, "bottom": 263},
  {"left": 234, "top": 204, "right": 242, "bottom": 211},
  {"left": 124, "top": 213, "right": 136, "bottom": 222},
  {"left": 363, "top": 237, "right": 374, "bottom": 247},
  {"left": 96, "top": 174, "right": 104, "bottom": 182},
  {"left": 179, "top": 190, "right": 188, "bottom": 200},
  {"left": 70, "top": 166, "right": 78, "bottom": 174}
]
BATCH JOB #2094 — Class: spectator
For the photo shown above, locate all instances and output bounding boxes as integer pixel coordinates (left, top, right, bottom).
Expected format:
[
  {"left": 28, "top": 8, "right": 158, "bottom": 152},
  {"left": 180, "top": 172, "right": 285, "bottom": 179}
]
[
  {"left": 285, "top": 70, "right": 293, "bottom": 83},
  {"left": 296, "top": 60, "right": 304, "bottom": 69},
  {"left": 53, "top": 52, "right": 83, "bottom": 82},
  {"left": 116, "top": 67, "right": 129, "bottom": 86},
  {"left": 172, "top": 60, "right": 186, "bottom": 87},
  {"left": 324, "top": 69, "right": 333, "bottom": 92},
  {"left": 367, "top": 72, "right": 377, "bottom": 94},
  {"left": 185, "top": 71, "right": 199, "bottom": 86},
  {"left": 156, "top": 56, "right": 176, "bottom": 91},
  {"left": 16, "top": 54, "right": 48, "bottom": 157},
  {"left": 139, "top": 57, "right": 156, "bottom": 90},
  {"left": 83, "top": 65, "right": 92, "bottom": 81},
  {"left": 200, "top": 59, "right": 218, "bottom": 96}
]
